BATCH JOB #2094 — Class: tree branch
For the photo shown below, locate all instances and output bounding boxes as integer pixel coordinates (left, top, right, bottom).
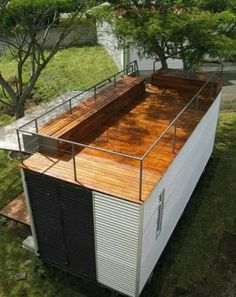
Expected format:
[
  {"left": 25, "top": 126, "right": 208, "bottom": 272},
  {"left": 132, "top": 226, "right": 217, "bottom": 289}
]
[{"left": 0, "top": 72, "right": 17, "bottom": 103}]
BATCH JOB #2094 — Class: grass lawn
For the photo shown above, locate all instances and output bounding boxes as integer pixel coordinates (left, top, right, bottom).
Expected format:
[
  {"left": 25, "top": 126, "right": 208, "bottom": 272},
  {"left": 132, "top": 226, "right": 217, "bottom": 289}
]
[
  {"left": 0, "top": 112, "right": 235, "bottom": 297},
  {"left": 0, "top": 45, "right": 118, "bottom": 126},
  {"left": 0, "top": 151, "right": 22, "bottom": 210}
]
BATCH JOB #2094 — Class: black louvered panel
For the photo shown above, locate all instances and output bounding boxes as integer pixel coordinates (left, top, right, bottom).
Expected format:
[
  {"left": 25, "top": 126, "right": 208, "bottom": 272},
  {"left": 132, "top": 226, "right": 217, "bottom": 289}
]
[
  {"left": 25, "top": 171, "right": 68, "bottom": 267},
  {"left": 60, "top": 182, "right": 96, "bottom": 280},
  {"left": 24, "top": 170, "right": 96, "bottom": 281}
]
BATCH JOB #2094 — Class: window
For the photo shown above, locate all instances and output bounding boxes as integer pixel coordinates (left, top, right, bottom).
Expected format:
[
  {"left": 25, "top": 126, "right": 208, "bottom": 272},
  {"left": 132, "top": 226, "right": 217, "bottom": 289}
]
[{"left": 156, "top": 189, "right": 165, "bottom": 238}]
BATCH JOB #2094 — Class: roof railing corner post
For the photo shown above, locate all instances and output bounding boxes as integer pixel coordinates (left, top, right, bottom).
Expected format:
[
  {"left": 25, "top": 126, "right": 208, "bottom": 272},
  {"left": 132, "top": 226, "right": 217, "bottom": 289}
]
[
  {"left": 16, "top": 129, "right": 24, "bottom": 165},
  {"left": 135, "top": 60, "right": 140, "bottom": 76},
  {"left": 131, "top": 64, "right": 134, "bottom": 76},
  {"left": 69, "top": 99, "right": 72, "bottom": 114},
  {"left": 72, "top": 143, "right": 77, "bottom": 182},
  {"left": 220, "top": 64, "right": 224, "bottom": 89},
  {"left": 35, "top": 119, "right": 38, "bottom": 133}
]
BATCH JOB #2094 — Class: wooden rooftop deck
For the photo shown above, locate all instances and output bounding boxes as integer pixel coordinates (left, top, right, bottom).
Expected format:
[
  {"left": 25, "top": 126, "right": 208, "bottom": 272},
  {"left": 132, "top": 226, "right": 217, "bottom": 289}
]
[{"left": 21, "top": 73, "right": 215, "bottom": 204}]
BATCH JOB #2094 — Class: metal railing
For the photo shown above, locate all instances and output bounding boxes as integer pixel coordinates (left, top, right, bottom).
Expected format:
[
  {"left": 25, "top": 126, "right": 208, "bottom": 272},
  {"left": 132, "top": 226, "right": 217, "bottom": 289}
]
[
  {"left": 17, "top": 62, "right": 223, "bottom": 202},
  {"left": 18, "top": 60, "right": 140, "bottom": 133},
  {"left": 153, "top": 57, "right": 224, "bottom": 74}
]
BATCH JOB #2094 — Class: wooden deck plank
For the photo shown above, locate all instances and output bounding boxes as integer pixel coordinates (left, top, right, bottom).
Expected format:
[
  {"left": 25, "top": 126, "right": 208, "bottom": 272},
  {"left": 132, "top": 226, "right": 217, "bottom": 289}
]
[
  {"left": 21, "top": 82, "right": 213, "bottom": 203},
  {"left": 39, "top": 76, "right": 145, "bottom": 138}
]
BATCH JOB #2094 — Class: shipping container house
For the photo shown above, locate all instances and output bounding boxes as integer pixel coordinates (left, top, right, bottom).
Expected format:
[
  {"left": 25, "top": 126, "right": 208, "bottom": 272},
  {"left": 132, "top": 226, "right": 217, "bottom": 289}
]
[{"left": 17, "top": 61, "right": 223, "bottom": 297}]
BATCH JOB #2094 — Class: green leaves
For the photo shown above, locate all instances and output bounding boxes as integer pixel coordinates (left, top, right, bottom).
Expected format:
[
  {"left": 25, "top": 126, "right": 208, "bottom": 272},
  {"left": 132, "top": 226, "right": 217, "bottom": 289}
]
[{"left": 104, "top": 1, "right": 236, "bottom": 68}]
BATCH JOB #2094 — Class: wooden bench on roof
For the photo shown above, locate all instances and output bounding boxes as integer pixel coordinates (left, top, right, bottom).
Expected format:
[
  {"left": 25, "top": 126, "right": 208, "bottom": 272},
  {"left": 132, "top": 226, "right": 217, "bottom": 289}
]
[
  {"left": 152, "top": 68, "right": 222, "bottom": 96},
  {"left": 38, "top": 76, "right": 145, "bottom": 154}
]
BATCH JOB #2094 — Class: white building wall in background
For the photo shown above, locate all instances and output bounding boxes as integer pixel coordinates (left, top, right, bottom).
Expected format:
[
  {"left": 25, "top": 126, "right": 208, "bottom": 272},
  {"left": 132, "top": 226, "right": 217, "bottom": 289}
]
[
  {"left": 139, "top": 92, "right": 222, "bottom": 294},
  {"left": 97, "top": 22, "right": 183, "bottom": 72},
  {"left": 129, "top": 47, "right": 183, "bottom": 71}
]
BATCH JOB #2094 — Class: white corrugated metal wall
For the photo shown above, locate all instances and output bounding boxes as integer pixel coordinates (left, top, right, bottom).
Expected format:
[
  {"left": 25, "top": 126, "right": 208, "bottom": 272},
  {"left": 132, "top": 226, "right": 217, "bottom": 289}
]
[
  {"left": 92, "top": 93, "right": 221, "bottom": 296},
  {"left": 93, "top": 192, "right": 143, "bottom": 297},
  {"left": 139, "top": 92, "right": 222, "bottom": 294}
]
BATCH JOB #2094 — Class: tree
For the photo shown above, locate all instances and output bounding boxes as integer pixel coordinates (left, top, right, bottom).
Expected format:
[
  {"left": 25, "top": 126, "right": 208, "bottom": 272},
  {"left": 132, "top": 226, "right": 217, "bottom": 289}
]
[
  {"left": 97, "top": 1, "right": 236, "bottom": 70},
  {"left": 0, "top": 0, "right": 96, "bottom": 119}
]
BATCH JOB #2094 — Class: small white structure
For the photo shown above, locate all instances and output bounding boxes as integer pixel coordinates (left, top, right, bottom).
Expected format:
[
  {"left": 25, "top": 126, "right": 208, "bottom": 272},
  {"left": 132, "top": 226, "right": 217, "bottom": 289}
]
[{"left": 97, "top": 22, "right": 183, "bottom": 73}]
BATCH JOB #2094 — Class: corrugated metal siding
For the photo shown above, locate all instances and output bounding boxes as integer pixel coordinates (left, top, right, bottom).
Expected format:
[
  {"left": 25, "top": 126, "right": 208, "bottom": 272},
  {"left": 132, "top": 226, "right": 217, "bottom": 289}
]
[
  {"left": 25, "top": 171, "right": 96, "bottom": 280},
  {"left": 93, "top": 192, "right": 142, "bottom": 297},
  {"left": 139, "top": 92, "right": 222, "bottom": 293}
]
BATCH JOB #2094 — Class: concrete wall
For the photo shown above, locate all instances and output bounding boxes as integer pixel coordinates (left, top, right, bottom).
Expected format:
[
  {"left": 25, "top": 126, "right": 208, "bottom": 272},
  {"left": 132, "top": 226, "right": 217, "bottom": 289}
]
[
  {"left": 41, "top": 25, "right": 97, "bottom": 48},
  {"left": 0, "top": 24, "right": 97, "bottom": 54},
  {"left": 97, "top": 22, "right": 124, "bottom": 70}
]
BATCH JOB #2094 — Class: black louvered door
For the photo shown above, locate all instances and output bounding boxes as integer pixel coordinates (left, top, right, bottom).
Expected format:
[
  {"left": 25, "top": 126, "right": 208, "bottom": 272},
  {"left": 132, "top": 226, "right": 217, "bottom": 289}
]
[
  {"left": 60, "top": 182, "right": 96, "bottom": 280},
  {"left": 25, "top": 171, "right": 96, "bottom": 280},
  {"left": 25, "top": 171, "right": 67, "bottom": 268}
]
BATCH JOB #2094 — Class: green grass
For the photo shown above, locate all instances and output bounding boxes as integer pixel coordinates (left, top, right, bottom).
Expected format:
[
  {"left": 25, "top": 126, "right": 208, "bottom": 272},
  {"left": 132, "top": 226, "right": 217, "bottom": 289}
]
[
  {"left": 0, "top": 113, "right": 235, "bottom": 297},
  {"left": 0, "top": 114, "right": 14, "bottom": 128},
  {"left": 0, "top": 45, "right": 118, "bottom": 125},
  {"left": 0, "top": 151, "right": 22, "bottom": 209}
]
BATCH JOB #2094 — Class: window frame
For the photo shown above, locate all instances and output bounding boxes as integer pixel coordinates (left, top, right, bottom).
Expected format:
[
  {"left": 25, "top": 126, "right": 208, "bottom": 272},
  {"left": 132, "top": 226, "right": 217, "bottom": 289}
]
[{"left": 156, "top": 189, "right": 165, "bottom": 239}]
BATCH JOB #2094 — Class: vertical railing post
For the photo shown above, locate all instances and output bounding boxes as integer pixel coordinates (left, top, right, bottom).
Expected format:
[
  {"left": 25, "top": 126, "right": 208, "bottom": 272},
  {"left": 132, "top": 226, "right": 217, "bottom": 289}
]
[
  {"left": 172, "top": 119, "right": 178, "bottom": 153},
  {"left": 131, "top": 64, "right": 134, "bottom": 76},
  {"left": 72, "top": 143, "right": 77, "bottom": 181},
  {"left": 135, "top": 60, "right": 140, "bottom": 76},
  {"left": 114, "top": 74, "right": 116, "bottom": 87},
  {"left": 16, "top": 129, "right": 24, "bottom": 164},
  {"left": 220, "top": 64, "right": 224, "bottom": 90},
  {"left": 35, "top": 119, "right": 38, "bottom": 133},
  {"left": 210, "top": 79, "right": 214, "bottom": 99},
  {"left": 69, "top": 99, "right": 72, "bottom": 114},
  {"left": 94, "top": 85, "right": 97, "bottom": 99},
  {"left": 139, "top": 159, "right": 143, "bottom": 202},
  {"left": 195, "top": 95, "right": 199, "bottom": 119}
]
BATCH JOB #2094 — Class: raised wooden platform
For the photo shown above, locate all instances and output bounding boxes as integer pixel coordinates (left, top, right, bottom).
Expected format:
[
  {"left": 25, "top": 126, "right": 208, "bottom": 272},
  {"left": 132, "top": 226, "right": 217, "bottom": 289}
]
[
  {"left": 39, "top": 76, "right": 145, "bottom": 153},
  {"left": 21, "top": 75, "right": 215, "bottom": 203},
  {"left": 152, "top": 68, "right": 221, "bottom": 96},
  {"left": 0, "top": 193, "right": 30, "bottom": 225}
]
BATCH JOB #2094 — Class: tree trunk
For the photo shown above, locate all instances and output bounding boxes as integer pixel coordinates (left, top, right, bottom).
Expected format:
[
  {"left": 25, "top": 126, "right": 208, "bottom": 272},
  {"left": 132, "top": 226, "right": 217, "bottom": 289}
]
[
  {"left": 15, "top": 103, "right": 25, "bottom": 119},
  {"left": 160, "top": 57, "right": 168, "bottom": 69},
  {"left": 183, "top": 57, "right": 190, "bottom": 70}
]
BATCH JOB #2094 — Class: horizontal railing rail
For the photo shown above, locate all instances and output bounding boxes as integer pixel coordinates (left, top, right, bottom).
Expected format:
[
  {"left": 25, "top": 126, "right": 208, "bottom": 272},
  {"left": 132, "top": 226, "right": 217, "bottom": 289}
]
[
  {"left": 17, "top": 61, "right": 222, "bottom": 202},
  {"left": 18, "top": 130, "right": 142, "bottom": 161},
  {"left": 18, "top": 60, "right": 140, "bottom": 132},
  {"left": 141, "top": 66, "right": 223, "bottom": 161},
  {"left": 153, "top": 57, "right": 224, "bottom": 74}
]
